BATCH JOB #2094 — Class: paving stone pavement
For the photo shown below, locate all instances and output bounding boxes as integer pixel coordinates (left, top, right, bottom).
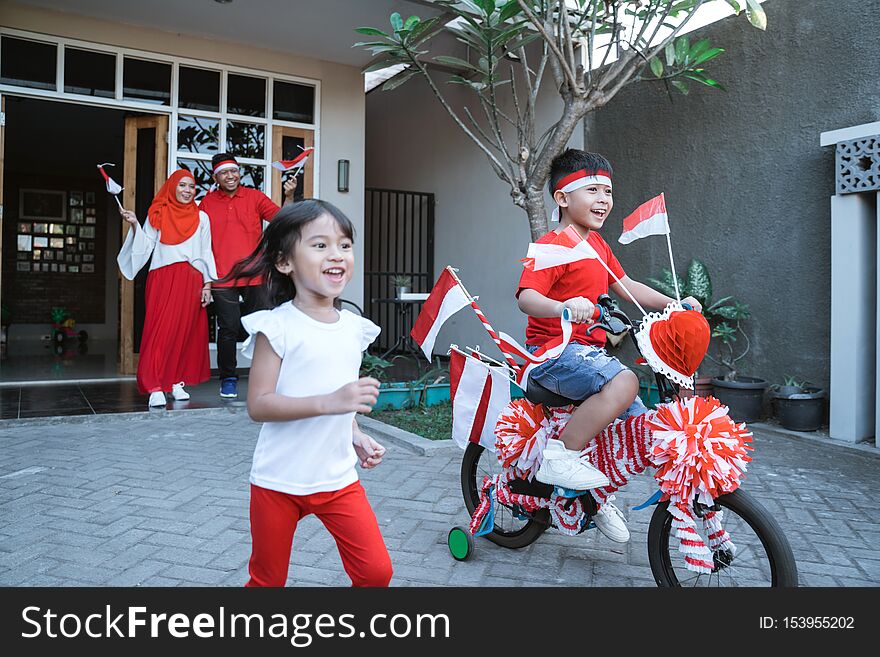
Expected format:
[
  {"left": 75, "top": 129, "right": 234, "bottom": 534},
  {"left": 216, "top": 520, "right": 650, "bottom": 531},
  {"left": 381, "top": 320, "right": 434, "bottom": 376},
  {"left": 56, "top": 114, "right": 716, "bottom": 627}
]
[{"left": 0, "top": 408, "right": 877, "bottom": 587}]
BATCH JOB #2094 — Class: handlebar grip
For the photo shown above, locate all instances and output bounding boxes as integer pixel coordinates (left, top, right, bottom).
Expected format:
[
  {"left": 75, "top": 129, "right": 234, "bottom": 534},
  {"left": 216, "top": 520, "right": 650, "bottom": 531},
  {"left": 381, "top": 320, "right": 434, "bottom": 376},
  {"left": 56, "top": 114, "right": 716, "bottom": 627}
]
[
  {"left": 682, "top": 302, "right": 693, "bottom": 311},
  {"left": 561, "top": 305, "right": 603, "bottom": 323}
]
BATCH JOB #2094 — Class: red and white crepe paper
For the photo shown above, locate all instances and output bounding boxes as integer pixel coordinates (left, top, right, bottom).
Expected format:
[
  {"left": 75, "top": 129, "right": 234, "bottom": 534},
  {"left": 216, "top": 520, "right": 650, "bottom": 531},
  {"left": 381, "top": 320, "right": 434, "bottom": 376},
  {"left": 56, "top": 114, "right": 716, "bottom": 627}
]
[{"left": 97, "top": 163, "right": 124, "bottom": 209}]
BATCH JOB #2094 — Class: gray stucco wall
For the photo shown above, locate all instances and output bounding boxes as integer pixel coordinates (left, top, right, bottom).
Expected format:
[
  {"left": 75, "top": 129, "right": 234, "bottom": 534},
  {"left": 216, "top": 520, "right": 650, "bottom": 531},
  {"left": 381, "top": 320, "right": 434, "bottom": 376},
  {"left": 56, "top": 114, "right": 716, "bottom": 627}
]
[
  {"left": 590, "top": 0, "right": 880, "bottom": 390},
  {"left": 366, "top": 0, "right": 880, "bottom": 391}
]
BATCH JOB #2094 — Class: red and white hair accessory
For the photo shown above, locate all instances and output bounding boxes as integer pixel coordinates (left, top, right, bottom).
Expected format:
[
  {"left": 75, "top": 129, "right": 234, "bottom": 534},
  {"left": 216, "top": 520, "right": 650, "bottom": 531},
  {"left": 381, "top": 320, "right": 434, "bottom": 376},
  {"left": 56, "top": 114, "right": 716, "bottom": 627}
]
[
  {"left": 635, "top": 302, "right": 711, "bottom": 389},
  {"left": 551, "top": 168, "right": 613, "bottom": 222},
  {"left": 212, "top": 159, "right": 239, "bottom": 174}
]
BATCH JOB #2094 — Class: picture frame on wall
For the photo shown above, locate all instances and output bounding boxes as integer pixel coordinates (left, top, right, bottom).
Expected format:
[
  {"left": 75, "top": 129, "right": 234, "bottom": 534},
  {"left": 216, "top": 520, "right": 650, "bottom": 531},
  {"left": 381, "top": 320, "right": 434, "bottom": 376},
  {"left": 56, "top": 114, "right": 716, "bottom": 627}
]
[
  {"left": 32, "top": 223, "right": 48, "bottom": 233},
  {"left": 69, "top": 208, "right": 84, "bottom": 223},
  {"left": 42, "top": 263, "right": 50, "bottom": 272},
  {"left": 85, "top": 207, "right": 96, "bottom": 216},
  {"left": 50, "top": 238, "right": 64, "bottom": 249},
  {"left": 85, "top": 216, "right": 96, "bottom": 225},
  {"left": 69, "top": 192, "right": 83, "bottom": 206},
  {"left": 51, "top": 224, "right": 65, "bottom": 235},
  {"left": 20, "top": 189, "right": 66, "bottom": 220},
  {"left": 85, "top": 192, "right": 95, "bottom": 204},
  {"left": 33, "top": 237, "right": 48, "bottom": 248},
  {"left": 69, "top": 265, "right": 79, "bottom": 273},
  {"left": 79, "top": 226, "right": 95, "bottom": 238},
  {"left": 32, "top": 263, "right": 40, "bottom": 272},
  {"left": 82, "top": 254, "right": 94, "bottom": 263},
  {"left": 18, "top": 222, "right": 30, "bottom": 234},
  {"left": 66, "top": 237, "right": 76, "bottom": 245},
  {"left": 17, "top": 235, "right": 32, "bottom": 251},
  {"left": 16, "top": 262, "right": 30, "bottom": 272},
  {"left": 32, "top": 249, "right": 41, "bottom": 260},
  {"left": 17, "top": 251, "right": 28, "bottom": 260},
  {"left": 43, "top": 250, "right": 54, "bottom": 261},
  {"left": 51, "top": 263, "right": 59, "bottom": 273},
  {"left": 59, "top": 264, "right": 67, "bottom": 273},
  {"left": 66, "top": 225, "right": 77, "bottom": 235},
  {"left": 82, "top": 264, "right": 95, "bottom": 273},
  {"left": 87, "top": 242, "right": 95, "bottom": 251}
]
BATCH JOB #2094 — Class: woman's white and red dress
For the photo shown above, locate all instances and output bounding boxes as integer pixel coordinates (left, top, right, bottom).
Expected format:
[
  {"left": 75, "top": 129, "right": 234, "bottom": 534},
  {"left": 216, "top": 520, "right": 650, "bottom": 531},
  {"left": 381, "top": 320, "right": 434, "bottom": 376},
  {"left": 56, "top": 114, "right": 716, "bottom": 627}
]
[{"left": 117, "top": 212, "right": 217, "bottom": 394}]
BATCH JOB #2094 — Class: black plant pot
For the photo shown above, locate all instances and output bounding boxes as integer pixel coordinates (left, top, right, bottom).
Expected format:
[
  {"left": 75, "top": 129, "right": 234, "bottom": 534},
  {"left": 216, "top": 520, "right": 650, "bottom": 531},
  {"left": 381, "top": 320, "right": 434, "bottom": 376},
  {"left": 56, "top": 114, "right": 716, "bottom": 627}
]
[
  {"left": 773, "top": 388, "right": 826, "bottom": 432},
  {"left": 711, "top": 376, "right": 768, "bottom": 422}
]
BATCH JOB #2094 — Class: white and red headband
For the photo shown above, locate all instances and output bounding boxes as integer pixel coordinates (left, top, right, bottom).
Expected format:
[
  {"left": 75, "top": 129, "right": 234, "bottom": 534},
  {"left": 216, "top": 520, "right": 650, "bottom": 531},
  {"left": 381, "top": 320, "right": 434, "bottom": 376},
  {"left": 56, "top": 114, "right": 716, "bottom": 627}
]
[
  {"left": 551, "top": 168, "right": 613, "bottom": 222},
  {"left": 213, "top": 159, "right": 239, "bottom": 175}
]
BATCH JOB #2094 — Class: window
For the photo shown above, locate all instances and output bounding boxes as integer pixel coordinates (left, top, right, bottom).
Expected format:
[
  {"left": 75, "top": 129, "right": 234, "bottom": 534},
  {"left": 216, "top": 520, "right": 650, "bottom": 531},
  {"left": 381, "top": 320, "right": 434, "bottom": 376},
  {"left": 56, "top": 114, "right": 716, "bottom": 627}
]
[
  {"left": 177, "top": 115, "right": 220, "bottom": 154},
  {"left": 227, "top": 73, "right": 265, "bottom": 117},
  {"left": 123, "top": 57, "right": 171, "bottom": 105},
  {"left": 178, "top": 66, "right": 220, "bottom": 112},
  {"left": 226, "top": 121, "right": 265, "bottom": 159},
  {"left": 273, "top": 80, "right": 314, "bottom": 123},
  {"left": 64, "top": 47, "right": 115, "bottom": 97},
  {"left": 0, "top": 36, "right": 56, "bottom": 90}
]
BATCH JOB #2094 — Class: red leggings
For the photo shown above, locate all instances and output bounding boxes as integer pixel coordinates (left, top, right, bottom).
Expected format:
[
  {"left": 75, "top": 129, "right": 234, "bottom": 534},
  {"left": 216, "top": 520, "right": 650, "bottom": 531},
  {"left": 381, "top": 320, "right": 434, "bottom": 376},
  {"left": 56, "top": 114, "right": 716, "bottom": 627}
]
[{"left": 246, "top": 481, "right": 393, "bottom": 587}]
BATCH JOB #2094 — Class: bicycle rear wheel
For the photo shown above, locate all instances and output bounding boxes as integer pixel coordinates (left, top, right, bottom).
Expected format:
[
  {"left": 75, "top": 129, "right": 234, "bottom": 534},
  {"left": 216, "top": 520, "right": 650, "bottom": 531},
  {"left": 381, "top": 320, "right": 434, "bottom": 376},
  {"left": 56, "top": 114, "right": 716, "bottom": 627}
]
[
  {"left": 461, "top": 442, "right": 549, "bottom": 549},
  {"left": 647, "top": 488, "right": 798, "bottom": 587}
]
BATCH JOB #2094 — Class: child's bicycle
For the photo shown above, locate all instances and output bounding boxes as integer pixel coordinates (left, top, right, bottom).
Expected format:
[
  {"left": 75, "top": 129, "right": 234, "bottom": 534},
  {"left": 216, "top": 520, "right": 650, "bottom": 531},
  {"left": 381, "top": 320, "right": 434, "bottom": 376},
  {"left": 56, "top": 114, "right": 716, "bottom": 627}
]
[{"left": 447, "top": 295, "right": 798, "bottom": 587}]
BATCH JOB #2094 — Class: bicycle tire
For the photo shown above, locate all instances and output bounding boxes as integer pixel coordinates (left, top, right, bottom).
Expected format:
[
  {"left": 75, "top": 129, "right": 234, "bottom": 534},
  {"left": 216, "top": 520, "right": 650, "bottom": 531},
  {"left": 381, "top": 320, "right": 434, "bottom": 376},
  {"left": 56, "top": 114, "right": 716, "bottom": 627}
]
[
  {"left": 647, "top": 488, "right": 798, "bottom": 587},
  {"left": 461, "top": 442, "right": 549, "bottom": 549}
]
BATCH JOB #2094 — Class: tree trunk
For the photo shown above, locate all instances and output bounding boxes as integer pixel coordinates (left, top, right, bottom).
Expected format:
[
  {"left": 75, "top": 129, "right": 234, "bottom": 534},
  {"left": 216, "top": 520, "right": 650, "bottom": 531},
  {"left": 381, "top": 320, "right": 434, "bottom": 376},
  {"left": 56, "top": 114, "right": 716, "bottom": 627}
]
[{"left": 524, "top": 189, "right": 550, "bottom": 241}]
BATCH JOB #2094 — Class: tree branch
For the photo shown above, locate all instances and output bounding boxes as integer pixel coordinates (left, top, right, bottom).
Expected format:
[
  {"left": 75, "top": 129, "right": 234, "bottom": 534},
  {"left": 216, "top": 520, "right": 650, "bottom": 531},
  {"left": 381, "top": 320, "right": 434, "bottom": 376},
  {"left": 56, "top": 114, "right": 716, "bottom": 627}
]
[{"left": 517, "top": 0, "right": 579, "bottom": 93}]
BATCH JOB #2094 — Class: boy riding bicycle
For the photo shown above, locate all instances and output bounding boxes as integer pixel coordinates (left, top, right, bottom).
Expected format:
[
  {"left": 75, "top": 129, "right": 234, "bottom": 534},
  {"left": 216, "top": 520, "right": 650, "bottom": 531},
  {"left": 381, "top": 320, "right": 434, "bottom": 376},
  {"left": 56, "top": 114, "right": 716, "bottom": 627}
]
[{"left": 516, "top": 149, "right": 701, "bottom": 542}]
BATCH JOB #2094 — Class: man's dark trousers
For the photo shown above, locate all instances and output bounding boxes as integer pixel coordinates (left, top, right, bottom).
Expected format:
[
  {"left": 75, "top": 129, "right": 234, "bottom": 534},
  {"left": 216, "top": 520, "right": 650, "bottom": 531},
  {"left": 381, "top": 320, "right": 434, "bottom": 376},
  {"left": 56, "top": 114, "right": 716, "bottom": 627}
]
[{"left": 213, "top": 286, "right": 267, "bottom": 380}]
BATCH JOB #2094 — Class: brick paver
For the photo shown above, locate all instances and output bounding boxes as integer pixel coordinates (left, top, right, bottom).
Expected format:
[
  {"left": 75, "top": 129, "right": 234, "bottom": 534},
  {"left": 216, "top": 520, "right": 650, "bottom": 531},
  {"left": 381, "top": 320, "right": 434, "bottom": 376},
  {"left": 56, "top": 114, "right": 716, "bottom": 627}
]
[{"left": 0, "top": 408, "right": 877, "bottom": 587}]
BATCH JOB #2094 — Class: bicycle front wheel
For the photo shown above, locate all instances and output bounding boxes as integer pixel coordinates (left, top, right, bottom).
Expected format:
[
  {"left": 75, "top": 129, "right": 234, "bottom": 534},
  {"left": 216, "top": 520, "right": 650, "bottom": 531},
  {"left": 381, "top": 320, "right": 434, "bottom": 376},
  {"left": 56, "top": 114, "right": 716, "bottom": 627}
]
[
  {"left": 647, "top": 488, "right": 798, "bottom": 587},
  {"left": 461, "top": 442, "right": 549, "bottom": 549}
]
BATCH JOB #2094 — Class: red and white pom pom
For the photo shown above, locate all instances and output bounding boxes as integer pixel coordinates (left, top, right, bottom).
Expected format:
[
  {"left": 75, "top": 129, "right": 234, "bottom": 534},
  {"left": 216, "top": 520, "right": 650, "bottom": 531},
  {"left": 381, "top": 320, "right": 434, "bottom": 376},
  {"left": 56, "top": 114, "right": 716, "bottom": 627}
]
[
  {"left": 494, "top": 400, "right": 572, "bottom": 478},
  {"left": 549, "top": 494, "right": 586, "bottom": 536},
  {"left": 647, "top": 396, "right": 753, "bottom": 508}
]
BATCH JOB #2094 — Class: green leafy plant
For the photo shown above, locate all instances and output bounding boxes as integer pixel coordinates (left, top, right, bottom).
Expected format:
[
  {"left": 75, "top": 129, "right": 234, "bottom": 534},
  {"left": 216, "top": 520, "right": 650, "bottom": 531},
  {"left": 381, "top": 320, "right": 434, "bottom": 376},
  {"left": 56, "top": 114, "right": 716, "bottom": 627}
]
[
  {"left": 360, "top": 353, "right": 396, "bottom": 381},
  {"left": 392, "top": 275, "right": 412, "bottom": 288},
  {"left": 354, "top": 1, "right": 766, "bottom": 240},
  {"left": 648, "top": 259, "right": 751, "bottom": 381}
]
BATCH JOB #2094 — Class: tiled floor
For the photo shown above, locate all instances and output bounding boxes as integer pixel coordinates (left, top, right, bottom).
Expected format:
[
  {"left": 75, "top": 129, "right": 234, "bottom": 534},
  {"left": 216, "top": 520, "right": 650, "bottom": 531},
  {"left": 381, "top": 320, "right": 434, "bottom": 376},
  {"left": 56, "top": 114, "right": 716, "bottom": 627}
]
[
  {"left": 0, "top": 338, "right": 120, "bottom": 382},
  {"left": 0, "top": 378, "right": 248, "bottom": 420}
]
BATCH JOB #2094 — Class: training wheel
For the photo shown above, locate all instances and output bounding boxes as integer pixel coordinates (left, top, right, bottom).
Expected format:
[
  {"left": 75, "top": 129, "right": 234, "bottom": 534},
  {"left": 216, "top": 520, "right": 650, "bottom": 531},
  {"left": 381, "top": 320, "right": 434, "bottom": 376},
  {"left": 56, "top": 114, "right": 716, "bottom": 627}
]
[{"left": 447, "top": 526, "right": 473, "bottom": 561}]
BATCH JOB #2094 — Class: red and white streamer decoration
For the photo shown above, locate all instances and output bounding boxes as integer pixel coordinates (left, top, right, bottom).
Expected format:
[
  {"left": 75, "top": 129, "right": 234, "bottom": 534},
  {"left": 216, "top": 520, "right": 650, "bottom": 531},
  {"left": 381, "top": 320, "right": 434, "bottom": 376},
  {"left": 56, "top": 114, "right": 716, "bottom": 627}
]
[{"left": 494, "top": 399, "right": 571, "bottom": 478}]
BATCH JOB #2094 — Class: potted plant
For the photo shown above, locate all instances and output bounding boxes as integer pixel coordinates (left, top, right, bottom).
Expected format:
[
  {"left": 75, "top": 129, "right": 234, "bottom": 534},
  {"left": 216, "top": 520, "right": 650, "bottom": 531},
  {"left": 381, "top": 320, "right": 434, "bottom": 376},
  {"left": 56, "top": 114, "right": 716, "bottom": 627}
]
[
  {"left": 419, "top": 360, "right": 451, "bottom": 407},
  {"left": 649, "top": 259, "right": 767, "bottom": 420},
  {"left": 772, "top": 375, "right": 826, "bottom": 432},
  {"left": 360, "top": 352, "right": 422, "bottom": 410},
  {"left": 392, "top": 274, "right": 412, "bottom": 299}
]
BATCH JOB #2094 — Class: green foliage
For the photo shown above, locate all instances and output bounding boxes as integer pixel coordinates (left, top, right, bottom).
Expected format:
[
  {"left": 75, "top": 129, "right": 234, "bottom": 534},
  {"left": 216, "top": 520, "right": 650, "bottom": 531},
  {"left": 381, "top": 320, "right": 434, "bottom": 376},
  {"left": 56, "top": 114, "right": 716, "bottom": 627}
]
[
  {"left": 648, "top": 36, "right": 726, "bottom": 95},
  {"left": 372, "top": 400, "right": 453, "bottom": 441},
  {"left": 782, "top": 374, "right": 811, "bottom": 389},
  {"left": 51, "top": 307, "right": 69, "bottom": 324},
  {"left": 649, "top": 259, "right": 752, "bottom": 379},
  {"left": 360, "top": 353, "right": 395, "bottom": 381},
  {"left": 392, "top": 274, "right": 412, "bottom": 288}
]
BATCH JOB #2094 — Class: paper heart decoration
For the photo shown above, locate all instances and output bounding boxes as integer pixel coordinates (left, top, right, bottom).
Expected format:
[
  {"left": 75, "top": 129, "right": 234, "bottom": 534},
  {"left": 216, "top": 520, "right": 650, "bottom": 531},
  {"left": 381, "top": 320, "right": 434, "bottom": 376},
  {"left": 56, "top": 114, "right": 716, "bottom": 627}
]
[{"left": 648, "top": 309, "right": 710, "bottom": 378}]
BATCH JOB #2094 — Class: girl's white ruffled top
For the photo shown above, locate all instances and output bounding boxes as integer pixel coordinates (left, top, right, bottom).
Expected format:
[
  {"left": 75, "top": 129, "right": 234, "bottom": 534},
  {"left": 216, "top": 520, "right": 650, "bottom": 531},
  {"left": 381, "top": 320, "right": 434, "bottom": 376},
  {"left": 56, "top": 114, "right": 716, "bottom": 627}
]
[
  {"left": 241, "top": 302, "right": 381, "bottom": 495},
  {"left": 117, "top": 212, "right": 218, "bottom": 282}
]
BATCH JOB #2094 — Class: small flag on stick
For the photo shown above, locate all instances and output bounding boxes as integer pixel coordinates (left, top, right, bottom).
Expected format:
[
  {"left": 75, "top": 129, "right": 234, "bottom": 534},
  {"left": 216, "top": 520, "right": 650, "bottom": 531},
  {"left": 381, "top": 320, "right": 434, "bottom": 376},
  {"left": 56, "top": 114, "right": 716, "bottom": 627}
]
[
  {"left": 618, "top": 192, "right": 670, "bottom": 245},
  {"left": 410, "top": 267, "right": 471, "bottom": 360},
  {"left": 97, "top": 163, "right": 124, "bottom": 210},
  {"left": 521, "top": 225, "right": 599, "bottom": 271},
  {"left": 272, "top": 147, "right": 314, "bottom": 174}
]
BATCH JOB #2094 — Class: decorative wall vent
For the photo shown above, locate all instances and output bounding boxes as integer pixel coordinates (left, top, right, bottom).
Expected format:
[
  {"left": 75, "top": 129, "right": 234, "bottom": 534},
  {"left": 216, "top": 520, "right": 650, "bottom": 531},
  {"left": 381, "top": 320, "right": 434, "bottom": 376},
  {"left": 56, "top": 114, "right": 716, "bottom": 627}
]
[{"left": 836, "top": 135, "right": 880, "bottom": 194}]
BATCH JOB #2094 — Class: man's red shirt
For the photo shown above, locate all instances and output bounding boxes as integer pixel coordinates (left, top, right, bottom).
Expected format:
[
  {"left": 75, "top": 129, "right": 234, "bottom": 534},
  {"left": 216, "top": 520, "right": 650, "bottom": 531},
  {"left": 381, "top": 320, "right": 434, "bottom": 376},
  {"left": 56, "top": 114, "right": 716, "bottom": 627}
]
[
  {"left": 516, "top": 229, "right": 626, "bottom": 348},
  {"left": 199, "top": 186, "right": 280, "bottom": 287}
]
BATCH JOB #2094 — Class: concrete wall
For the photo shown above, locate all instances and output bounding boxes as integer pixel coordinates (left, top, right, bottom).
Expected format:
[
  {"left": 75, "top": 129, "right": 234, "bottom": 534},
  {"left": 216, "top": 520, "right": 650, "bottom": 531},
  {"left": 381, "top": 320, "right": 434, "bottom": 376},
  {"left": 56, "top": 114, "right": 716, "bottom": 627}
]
[
  {"left": 589, "top": 0, "right": 880, "bottom": 390},
  {"left": 366, "top": 65, "right": 582, "bottom": 356},
  {"left": 1, "top": 0, "right": 368, "bottom": 306},
  {"left": 367, "top": 0, "right": 880, "bottom": 391}
]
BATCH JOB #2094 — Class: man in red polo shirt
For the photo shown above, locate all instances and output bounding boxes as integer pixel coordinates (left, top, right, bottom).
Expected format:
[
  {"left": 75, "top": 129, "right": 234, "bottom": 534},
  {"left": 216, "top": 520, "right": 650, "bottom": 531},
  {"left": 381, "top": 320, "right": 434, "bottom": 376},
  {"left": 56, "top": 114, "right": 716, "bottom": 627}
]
[{"left": 200, "top": 152, "right": 297, "bottom": 399}]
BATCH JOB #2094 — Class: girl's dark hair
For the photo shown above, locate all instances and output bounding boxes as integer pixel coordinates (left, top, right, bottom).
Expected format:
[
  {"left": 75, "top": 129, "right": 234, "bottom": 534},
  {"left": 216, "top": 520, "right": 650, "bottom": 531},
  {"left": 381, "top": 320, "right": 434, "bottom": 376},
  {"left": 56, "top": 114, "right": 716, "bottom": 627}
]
[{"left": 220, "top": 199, "right": 355, "bottom": 308}]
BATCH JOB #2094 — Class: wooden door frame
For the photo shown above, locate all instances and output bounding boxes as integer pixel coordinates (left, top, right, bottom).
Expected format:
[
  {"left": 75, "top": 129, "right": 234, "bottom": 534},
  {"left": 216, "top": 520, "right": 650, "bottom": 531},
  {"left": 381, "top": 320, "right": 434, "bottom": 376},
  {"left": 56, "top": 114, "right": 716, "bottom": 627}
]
[
  {"left": 119, "top": 114, "right": 168, "bottom": 375},
  {"left": 271, "top": 126, "right": 314, "bottom": 205},
  {"left": 0, "top": 95, "right": 5, "bottom": 334}
]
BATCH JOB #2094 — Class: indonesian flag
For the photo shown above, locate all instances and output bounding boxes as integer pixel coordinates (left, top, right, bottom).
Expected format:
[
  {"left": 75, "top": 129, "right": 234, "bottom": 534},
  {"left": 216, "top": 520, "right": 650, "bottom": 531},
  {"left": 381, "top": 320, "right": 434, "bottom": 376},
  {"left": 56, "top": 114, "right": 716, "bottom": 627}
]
[
  {"left": 272, "top": 147, "right": 314, "bottom": 173},
  {"left": 97, "top": 163, "right": 123, "bottom": 195},
  {"left": 619, "top": 192, "right": 670, "bottom": 244},
  {"left": 450, "top": 349, "right": 511, "bottom": 452},
  {"left": 521, "top": 224, "right": 599, "bottom": 271},
  {"left": 498, "top": 319, "right": 574, "bottom": 387},
  {"left": 410, "top": 267, "right": 471, "bottom": 360}
]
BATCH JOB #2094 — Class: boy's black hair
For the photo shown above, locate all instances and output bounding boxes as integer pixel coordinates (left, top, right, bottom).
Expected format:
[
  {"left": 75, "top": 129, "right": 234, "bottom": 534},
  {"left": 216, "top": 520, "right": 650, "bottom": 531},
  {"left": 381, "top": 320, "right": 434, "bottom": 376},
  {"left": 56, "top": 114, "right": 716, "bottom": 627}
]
[
  {"left": 548, "top": 149, "right": 614, "bottom": 195},
  {"left": 220, "top": 199, "right": 355, "bottom": 308}
]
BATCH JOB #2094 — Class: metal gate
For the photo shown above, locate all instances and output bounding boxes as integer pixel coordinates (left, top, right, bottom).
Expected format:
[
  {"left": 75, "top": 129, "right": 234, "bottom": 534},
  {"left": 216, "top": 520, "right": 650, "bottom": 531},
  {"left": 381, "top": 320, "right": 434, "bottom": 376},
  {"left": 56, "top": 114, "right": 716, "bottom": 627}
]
[{"left": 364, "top": 188, "right": 434, "bottom": 354}]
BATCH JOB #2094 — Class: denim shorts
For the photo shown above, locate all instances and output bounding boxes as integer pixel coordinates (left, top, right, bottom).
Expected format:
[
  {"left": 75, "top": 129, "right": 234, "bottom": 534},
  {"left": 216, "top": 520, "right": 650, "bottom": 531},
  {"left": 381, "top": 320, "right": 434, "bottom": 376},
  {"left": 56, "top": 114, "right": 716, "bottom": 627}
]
[{"left": 527, "top": 343, "right": 647, "bottom": 419}]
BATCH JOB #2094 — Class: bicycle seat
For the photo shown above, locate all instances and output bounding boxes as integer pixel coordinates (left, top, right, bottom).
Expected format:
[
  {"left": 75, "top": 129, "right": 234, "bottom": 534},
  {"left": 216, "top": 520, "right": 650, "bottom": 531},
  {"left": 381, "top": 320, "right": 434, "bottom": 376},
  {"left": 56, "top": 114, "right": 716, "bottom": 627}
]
[{"left": 525, "top": 376, "right": 579, "bottom": 408}]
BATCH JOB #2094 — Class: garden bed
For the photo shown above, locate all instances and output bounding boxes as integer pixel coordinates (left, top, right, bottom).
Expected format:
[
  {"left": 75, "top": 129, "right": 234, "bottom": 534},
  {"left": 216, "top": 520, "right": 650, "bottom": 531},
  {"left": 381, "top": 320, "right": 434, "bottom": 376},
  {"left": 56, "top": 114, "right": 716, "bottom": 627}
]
[{"left": 370, "top": 401, "right": 452, "bottom": 441}]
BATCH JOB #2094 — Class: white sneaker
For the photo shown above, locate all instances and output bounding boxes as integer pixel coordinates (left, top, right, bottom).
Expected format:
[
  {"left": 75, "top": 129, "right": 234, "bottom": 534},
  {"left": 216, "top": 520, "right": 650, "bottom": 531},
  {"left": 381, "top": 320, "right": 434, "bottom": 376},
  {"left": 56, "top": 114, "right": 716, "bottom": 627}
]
[
  {"left": 535, "top": 440, "right": 610, "bottom": 490},
  {"left": 593, "top": 501, "right": 630, "bottom": 543},
  {"left": 148, "top": 391, "right": 167, "bottom": 407},
  {"left": 171, "top": 382, "right": 190, "bottom": 401}
]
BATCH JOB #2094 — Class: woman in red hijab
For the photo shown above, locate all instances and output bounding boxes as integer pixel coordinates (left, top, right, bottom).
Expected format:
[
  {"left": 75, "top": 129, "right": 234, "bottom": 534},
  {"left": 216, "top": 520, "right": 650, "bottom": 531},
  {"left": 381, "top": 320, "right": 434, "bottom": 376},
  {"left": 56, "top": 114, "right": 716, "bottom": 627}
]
[{"left": 117, "top": 170, "right": 218, "bottom": 408}]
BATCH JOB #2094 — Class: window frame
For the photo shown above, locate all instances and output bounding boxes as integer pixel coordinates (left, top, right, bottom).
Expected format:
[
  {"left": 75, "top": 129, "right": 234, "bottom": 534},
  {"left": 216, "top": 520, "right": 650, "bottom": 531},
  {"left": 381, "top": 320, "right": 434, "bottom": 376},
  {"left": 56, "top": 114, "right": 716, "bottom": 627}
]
[{"left": 0, "top": 27, "right": 322, "bottom": 198}]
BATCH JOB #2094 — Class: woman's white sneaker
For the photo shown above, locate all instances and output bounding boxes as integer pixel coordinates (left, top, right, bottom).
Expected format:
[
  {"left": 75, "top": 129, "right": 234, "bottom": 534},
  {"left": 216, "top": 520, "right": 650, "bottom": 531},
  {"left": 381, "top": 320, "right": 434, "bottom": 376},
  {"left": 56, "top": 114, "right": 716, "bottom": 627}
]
[
  {"left": 148, "top": 391, "right": 167, "bottom": 407},
  {"left": 171, "top": 382, "right": 190, "bottom": 401},
  {"left": 593, "top": 502, "right": 630, "bottom": 542}
]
